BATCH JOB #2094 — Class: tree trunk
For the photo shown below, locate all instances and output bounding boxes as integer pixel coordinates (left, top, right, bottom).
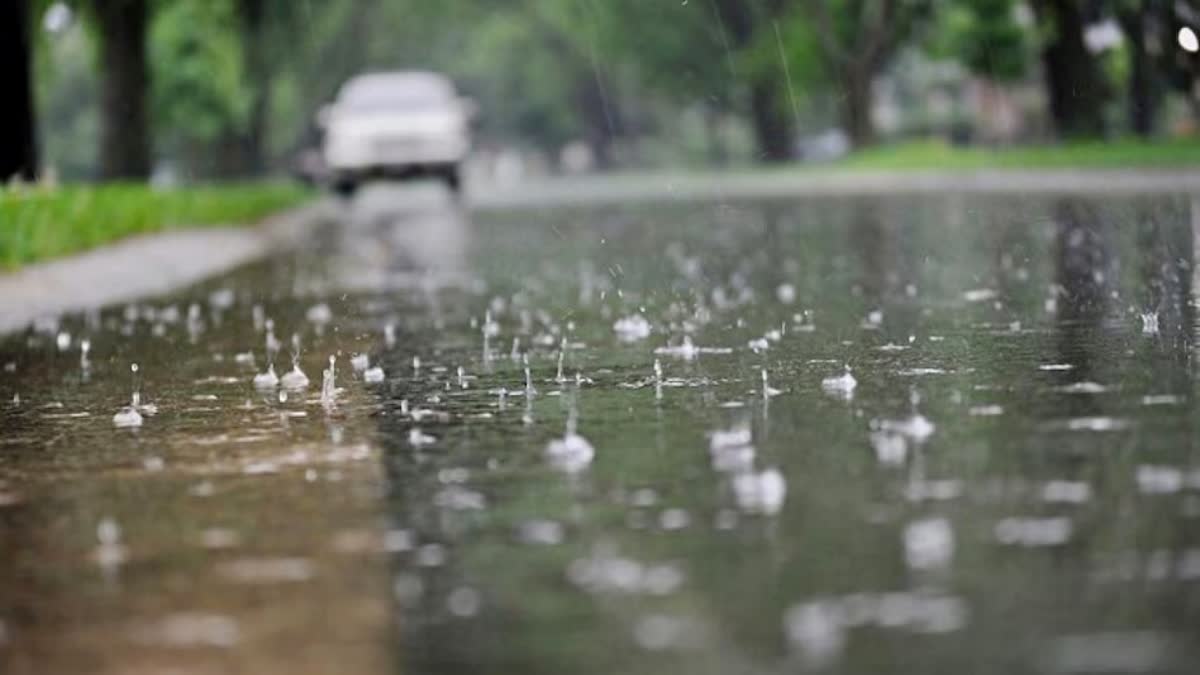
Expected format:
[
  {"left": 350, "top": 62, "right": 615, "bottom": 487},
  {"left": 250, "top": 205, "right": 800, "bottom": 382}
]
[
  {"left": 574, "top": 71, "right": 619, "bottom": 170},
  {"left": 238, "top": 0, "right": 269, "bottom": 175},
  {"left": 1032, "top": 0, "right": 1108, "bottom": 138},
  {"left": 0, "top": 0, "right": 38, "bottom": 181},
  {"left": 749, "top": 79, "right": 792, "bottom": 163},
  {"left": 713, "top": 0, "right": 794, "bottom": 163},
  {"left": 95, "top": 0, "right": 152, "bottom": 180},
  {"left": 842, "top": 70, "right": 876, "bottom": 148},
  {"left": 1117, "top": 5, "right": 1162, "bottom": 137}
]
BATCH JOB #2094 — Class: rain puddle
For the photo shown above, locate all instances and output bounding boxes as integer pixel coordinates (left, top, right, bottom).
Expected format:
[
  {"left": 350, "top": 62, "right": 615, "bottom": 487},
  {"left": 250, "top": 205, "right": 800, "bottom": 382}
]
[{"left": 3, "top": 186, "right": 1200, "bottom": 673}]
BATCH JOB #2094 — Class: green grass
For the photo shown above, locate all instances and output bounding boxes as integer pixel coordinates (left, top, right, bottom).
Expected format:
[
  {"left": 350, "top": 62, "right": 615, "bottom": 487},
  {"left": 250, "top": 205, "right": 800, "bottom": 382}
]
[
  {"left": 0, "top": 183, "right": 311, "bottom": 269},
  {"left": 837, "top": 137, "right": 1200, "bottom": 170}
]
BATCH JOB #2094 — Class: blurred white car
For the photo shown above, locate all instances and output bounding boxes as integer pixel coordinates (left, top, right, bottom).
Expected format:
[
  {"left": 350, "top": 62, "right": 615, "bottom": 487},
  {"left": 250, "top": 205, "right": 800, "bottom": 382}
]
[{"left": 320, "top": 71, "right": 473, "bottom": 194}]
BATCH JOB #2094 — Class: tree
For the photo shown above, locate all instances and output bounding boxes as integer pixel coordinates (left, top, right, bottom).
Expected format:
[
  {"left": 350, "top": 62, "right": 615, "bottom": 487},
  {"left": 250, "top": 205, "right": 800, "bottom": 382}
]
[
  {"left": 91, "top": 0, "right": 153, "bottom": 180},
  {"left": 1161, "top": 1, "right": 1200, "bottom": 121},
  {"left": 233, "top": 0, "right": 307, "bottom": 174},
  {"left": 236, "top": 0, "right": 269, "bottom": 173},
  {"left": 711, "top": 0, "right": 795, "bottom": 162},
  {"left": 808, "top": 0, "right": 933, "bottom": 148},
  {"left": 527, "top": 1, "right": 626, "bottom": 168},
  {"left": 938, "top": 0, "right": 1030, "bottom": 83},
  {"left": 398, "top": 0, "right": 630, "bottom": 168},
  {"left": 150, "top": 0, "right": 251, "bottom": 178},
  {"left": 1, "top": 0, "right": 39, "bottom": 181},
  {"left": 1029, "top": 0, "right": 1109, "bottom": 138},
  {"left": 1122, "top": 0, "right": 1200, "bottom": 130},
  {"left": 1113, "top": 0, "right": 1166, "bottom": 136}
]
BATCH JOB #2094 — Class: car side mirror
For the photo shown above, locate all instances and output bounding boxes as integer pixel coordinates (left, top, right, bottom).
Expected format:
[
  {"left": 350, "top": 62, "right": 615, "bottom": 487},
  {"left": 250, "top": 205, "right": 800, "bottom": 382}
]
[{"left": 316, "top": 104, "right": 334, "bottom": 129}]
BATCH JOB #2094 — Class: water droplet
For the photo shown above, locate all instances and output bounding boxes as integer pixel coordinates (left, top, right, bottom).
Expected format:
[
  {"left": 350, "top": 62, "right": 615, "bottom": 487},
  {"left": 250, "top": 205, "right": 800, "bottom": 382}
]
[
  {"left": 545, "top": 431, "right": 595, "bottom": 473},
  {"left": 904, "top": 517, "right": 954, "bottom": 570},
  {"left": 1140, "top": 311, "right": 1160, "bottom": 335},
  {"left": 447, "top": 586, "right": 482, "bottom": 617},
  {"left": 613, "top": 314, "right": 652, "bottom": 342}
]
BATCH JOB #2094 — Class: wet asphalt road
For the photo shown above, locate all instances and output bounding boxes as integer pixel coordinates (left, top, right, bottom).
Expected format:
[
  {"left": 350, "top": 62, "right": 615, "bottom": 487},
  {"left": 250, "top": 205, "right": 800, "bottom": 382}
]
[{"left": 3, "top": 182, "right": 1200, "bottom": 674}]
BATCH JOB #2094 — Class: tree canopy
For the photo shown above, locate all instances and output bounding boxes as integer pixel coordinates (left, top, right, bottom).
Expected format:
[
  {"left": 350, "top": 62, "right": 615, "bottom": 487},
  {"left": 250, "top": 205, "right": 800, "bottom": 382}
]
[{"left": 14, "top": 0, "right": 1200, "bottom": 181}]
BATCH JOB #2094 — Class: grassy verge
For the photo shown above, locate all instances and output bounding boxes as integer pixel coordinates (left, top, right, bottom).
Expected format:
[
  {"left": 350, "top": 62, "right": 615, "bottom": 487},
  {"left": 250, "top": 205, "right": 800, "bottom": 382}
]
[
  {"left": 0, "top": 183, "right": 311, "bottom": 269},
  {"left": 836, "top": 137, "right": 1200, "bottom": 170}
]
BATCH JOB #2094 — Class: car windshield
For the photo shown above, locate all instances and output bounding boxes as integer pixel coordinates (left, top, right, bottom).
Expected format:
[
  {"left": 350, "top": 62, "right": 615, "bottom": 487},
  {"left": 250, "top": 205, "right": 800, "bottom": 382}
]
[{"left": 339, "top": 75, "right": 453, "bottom": 112}]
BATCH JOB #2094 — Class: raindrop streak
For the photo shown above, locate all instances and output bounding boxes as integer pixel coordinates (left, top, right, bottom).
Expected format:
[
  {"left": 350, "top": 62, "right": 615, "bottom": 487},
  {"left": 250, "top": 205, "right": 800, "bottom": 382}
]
[
  {"left": 321, "top": 355, "right": 338, "bottom": 407},
  {"left": 772, "top": 18, "right": 802, "bottom": 138},
  {"left": 761, "top": 368, "right": 782, "bottom": 397},
  {"left": 524, "top": 354, "right": 536, "bottom": 397},
  {"left": 113, "top": 363, "right": 151, "bottom": 428},
  {"left": 264, "top": 319, "right": 280, "bottom": 362},
  {"left": 482, "top": 310, "right": 500, "bottom": 337},
  {"left": 555, "top": 338, "right": 567, "bottom": 383},
  {"left": 112, "top": 403, "right": 143, "bottom": 428}
]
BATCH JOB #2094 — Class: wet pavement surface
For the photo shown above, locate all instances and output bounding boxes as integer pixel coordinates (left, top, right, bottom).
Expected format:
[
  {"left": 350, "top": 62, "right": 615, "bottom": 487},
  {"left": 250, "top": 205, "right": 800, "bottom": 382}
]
[{"left": 3, "top": 184, "right": 1200, "bottom": 674}]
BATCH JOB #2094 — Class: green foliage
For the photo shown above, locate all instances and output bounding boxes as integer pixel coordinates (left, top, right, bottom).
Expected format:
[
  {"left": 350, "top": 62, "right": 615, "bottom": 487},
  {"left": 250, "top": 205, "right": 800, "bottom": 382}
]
[
  {"left": 584, "top": 0, "right": 736, "bottom": 105},
  {"left": 0, "top": 182, "right": 309, "bottom": 267},
  {"left": 934, "top": 0, "right": 1029, "bottom": 81},
  {"left": 447, "top": 6, "right": 584, "bottom": 151},
  {"left": 740, "top": 10, "right": 826, "bottom": 99},
  {"left": 151, "top": 0, "right": 249, "bottom": 152},
  {"left": 29, "top": 0, "right": 1199, "bottom": 177}
]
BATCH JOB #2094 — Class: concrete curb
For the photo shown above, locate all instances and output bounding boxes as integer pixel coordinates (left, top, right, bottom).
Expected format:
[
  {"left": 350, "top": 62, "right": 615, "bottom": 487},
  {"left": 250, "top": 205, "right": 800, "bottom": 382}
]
[
  {"left": 0, "top": 200, "right": 329, "bottom": 336},
  {"left": 469, "top": 169, "right": 1200, "bottom": 210}
]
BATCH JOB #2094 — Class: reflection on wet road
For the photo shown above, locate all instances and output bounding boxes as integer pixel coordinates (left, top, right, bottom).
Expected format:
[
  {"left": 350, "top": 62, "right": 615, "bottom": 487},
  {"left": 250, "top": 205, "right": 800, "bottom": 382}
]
[{"left": 3, "top": 184, "right": 1200, "bottom": 673}]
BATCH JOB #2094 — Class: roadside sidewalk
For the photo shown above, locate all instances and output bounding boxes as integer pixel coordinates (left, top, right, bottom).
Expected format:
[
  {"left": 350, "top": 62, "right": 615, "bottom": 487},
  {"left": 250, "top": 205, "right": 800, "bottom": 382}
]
[{"left": 0, "top": 201, "right": 328, "bottom": 335}]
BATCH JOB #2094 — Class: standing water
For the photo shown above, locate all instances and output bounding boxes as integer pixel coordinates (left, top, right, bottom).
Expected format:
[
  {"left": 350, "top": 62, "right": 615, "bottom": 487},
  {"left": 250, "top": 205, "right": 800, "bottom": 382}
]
[{"left": 4, "top": 190, "right": 1200, "bottom": 674}]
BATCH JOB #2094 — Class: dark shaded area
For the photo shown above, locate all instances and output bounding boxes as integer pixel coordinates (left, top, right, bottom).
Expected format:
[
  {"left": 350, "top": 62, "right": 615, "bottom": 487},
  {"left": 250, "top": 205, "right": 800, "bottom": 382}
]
[
  {"left": 94, "top": 0, "right": 153, "bottom": 180},
  {"left": 236, "top": 0, "right": 270, "bottom": 176},
  {"left": 0, "top": 0, "right": 39, "bottom": 181},
  {"left": 1032, "top": 0, "right": 1109, "bottom": 138},
  {"left": 1116, "top": 2, "right": 1166, "bottom": 137}
]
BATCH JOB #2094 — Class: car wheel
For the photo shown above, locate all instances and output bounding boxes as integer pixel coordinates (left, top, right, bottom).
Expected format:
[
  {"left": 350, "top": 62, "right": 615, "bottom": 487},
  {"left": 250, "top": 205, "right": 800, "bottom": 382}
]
[
  {"left": 332, "top": 178, "right": 358, "bottom": 198},
  {"left": 441, "top": 167, "right": 461, "bottom": 194}
]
